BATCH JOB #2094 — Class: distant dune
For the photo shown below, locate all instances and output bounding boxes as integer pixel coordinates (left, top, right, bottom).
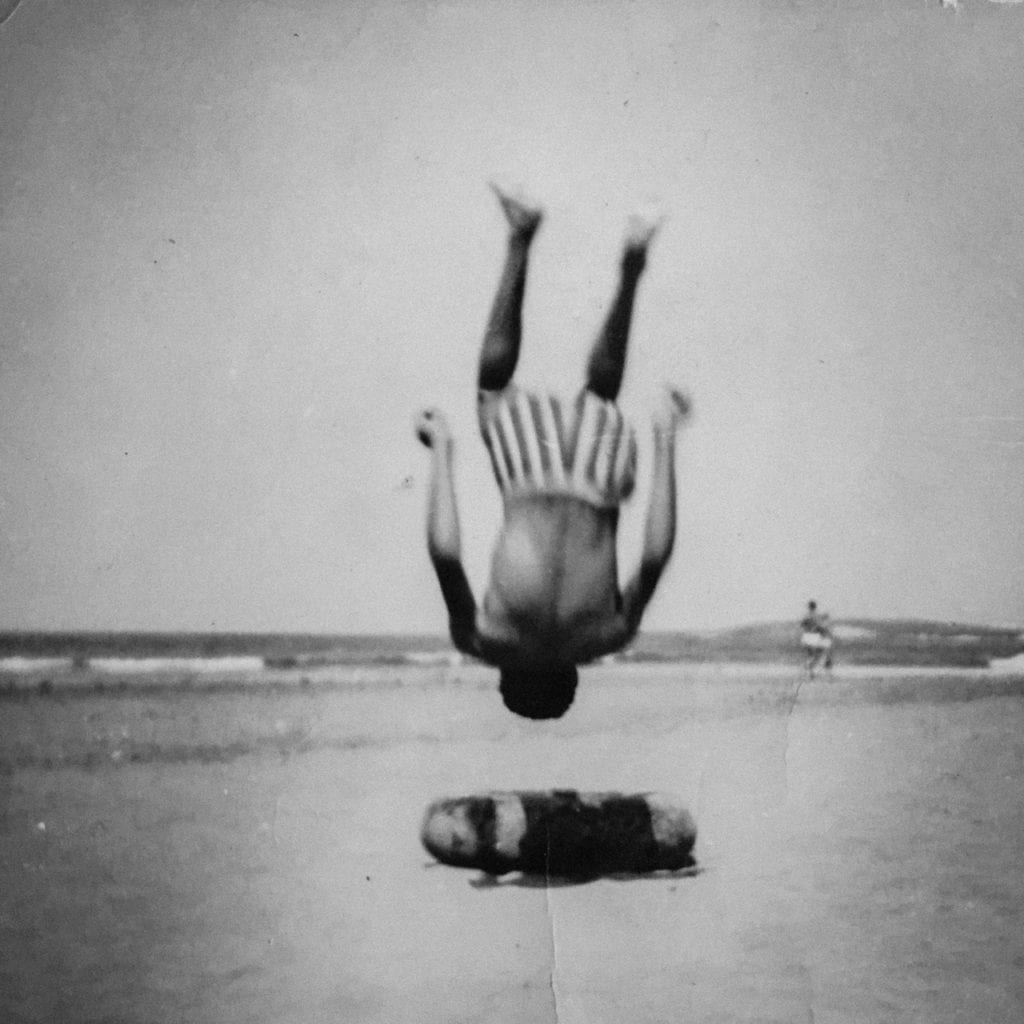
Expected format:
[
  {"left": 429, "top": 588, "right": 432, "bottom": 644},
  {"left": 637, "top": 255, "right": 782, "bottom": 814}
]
[{"left": 626, "top": 619, "right": 1024, "bottom": 669}]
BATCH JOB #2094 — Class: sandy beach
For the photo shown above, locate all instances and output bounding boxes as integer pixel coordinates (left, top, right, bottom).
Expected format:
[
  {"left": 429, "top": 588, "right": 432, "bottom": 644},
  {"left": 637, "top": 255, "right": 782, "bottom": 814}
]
[{"left": 2, "top": 663, "right": 1023, "bottom": 1023}]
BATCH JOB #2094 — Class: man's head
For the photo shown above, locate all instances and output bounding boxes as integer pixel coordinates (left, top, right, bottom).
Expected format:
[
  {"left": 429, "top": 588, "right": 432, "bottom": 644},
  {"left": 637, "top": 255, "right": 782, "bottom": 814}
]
[
  {"left": 499, "top": 664, "right": 579, "bottom": 720},
  {"left": 807, "top": 600, "right": 817, "bottom": 611}
]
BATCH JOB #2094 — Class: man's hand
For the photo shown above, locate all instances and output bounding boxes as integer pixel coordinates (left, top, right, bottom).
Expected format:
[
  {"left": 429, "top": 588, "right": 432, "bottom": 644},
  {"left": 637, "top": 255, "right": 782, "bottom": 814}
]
[
  {"left": 654, "top": 386, "right": 692, "bottom": 433},
  {"left": 415, "top": 408, "right": 451, "bottom": 449}
]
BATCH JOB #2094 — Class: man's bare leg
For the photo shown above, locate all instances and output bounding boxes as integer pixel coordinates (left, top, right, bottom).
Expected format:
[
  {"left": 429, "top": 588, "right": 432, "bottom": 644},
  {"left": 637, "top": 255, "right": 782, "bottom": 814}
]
[
  {"left": 478, "top": 183, "right": 543, "bottom": 391},
  {"left": 585, "top": 210, "right": 662, "bottom": 401}
]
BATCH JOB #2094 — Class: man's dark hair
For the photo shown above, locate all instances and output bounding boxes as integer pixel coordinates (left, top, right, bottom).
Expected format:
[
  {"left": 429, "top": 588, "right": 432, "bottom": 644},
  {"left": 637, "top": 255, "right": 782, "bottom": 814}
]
[{"left": 499, "top": 665, "right": 579, "bottom": 720}]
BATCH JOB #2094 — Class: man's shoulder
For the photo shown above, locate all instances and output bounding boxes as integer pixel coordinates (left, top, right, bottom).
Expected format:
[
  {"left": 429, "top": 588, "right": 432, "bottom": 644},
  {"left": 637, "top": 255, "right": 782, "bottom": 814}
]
[
  {"left": 474, "top": 601, "right": 629, "bottom": 667},
  {"left": 471, "top": 607, "right": 521, "bottom": 664},
  {"left": 576, "top": 613, "right": 632, "bottom": 663}
]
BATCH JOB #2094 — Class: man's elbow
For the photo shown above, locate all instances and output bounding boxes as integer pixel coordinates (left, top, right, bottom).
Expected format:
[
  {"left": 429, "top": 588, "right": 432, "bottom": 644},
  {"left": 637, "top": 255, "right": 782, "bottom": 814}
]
[
  {"left": 448, "top": 618, "right": 477, "bottom": 657},
  {"left": 428, "top": 541, "right": 462, "bottom": 568},
  {"left": 622, "top": 563, "right": 666, "bottom": 634},
  {"left": 638, "top": 556, "right": 668, "bottom": 593},
  {"left": 618, "top": 613, "right": 642, "bottom": 650}
]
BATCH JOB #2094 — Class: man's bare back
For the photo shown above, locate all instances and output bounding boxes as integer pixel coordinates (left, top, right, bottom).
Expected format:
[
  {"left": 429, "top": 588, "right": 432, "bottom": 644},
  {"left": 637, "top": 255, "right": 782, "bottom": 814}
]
[{"left": 477, "top": 496, "right": 624, "bottom": 666}]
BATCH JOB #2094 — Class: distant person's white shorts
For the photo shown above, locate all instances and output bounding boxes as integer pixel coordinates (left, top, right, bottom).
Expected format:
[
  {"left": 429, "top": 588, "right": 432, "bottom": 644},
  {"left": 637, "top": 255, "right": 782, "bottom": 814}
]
[{"left": 801, "top": 632, "right": 832, "bottom": 651}]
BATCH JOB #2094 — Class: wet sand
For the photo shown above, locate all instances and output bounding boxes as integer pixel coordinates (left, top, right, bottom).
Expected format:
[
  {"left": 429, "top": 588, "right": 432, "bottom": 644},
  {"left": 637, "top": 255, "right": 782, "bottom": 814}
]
[{"left": 2, "top": 664, "right": 1023, "bottom": 1023}]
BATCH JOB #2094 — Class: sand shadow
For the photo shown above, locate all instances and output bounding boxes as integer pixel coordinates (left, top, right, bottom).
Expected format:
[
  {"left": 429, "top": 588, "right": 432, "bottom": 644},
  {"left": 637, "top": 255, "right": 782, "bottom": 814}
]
[{"left": 466, "top": 863, "right": 702, "bottom": 889}]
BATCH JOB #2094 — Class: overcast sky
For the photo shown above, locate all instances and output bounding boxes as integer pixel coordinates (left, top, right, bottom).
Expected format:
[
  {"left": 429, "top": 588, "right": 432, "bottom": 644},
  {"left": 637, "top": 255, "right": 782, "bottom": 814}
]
[{"left": 1, "top": 0, "right": 1022, "bottom": 633}]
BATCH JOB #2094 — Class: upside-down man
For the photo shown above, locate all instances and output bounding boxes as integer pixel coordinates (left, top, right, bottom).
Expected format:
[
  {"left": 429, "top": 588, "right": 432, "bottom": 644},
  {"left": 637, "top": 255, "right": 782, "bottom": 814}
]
[{"left": 416, "top": 185, "right": 690, "bottom": 718}]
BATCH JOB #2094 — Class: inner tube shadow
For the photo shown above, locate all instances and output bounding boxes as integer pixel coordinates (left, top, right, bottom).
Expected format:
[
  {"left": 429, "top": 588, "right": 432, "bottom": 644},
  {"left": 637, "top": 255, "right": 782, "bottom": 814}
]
[{"left": 467, "top": 863, "right": 702, "bottom": 889}]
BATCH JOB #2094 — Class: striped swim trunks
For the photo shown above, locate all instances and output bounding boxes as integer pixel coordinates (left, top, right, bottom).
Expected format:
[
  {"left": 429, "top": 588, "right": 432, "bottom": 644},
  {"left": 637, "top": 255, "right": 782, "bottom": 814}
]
[{"left": 478, "top": 386, "right": 637, "bottom": 508}]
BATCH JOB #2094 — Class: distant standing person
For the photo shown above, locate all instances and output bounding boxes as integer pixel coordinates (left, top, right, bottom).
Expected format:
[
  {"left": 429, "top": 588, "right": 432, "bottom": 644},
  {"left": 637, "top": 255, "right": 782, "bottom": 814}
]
[
  {"left": 415, "top": 184, "right": 691, "bottom": 719},
  {"left": 800, "top": 599, "right": 834, "bottom": 676}
]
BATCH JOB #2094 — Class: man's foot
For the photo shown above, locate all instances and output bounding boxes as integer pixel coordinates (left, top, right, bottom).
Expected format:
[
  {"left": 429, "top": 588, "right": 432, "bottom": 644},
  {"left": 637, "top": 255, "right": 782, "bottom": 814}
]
[
  {"left": 415, "top": 408, "right": 451, "bottom": 449},
  {"left": 655, "top": 385, "right": 692, "bottom": 431},
  {"left": 624, "top": 204, "right": 664, "bottom": 254},
  {"left": 489, "top": 181, "right": 543, "bottom": 237}
]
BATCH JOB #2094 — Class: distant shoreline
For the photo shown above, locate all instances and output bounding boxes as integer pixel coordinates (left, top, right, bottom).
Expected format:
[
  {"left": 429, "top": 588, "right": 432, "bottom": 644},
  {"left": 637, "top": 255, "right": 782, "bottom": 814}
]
[
  {"left": 3, "top": 657, "right": 1024, "bottom": 703},
  {"left": 2, "top": 618, "right": 1021, "bottom": 675}
]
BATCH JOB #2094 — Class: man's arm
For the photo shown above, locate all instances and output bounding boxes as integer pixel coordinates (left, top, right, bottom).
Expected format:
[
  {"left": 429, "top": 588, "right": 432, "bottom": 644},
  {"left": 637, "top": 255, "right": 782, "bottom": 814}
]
[
  {"left": 620, "top": 388, "right": 690, "bottom": 638},
  {"left": 416, "top": 408, "right": 479, "bottom": 655}
]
